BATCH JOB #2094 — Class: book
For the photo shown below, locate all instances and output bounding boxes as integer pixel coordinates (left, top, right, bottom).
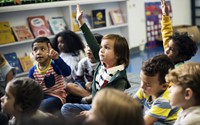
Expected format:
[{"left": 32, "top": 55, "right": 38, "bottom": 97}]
[
  {"left": 0, "top": 21, "right": 15, "bottom": 45},
  {"left": 82, "top": 14, "right": 92, "bottom": 29},
  {"left": 12, "top": 25, "right": 34, "bottom": 41},
  {"left": 27, "top": 15, "right": 51, "bottom": 38},
  {"left": 71, "top": 12, "right": 80, "bottom": 32},
  {"left": 92, "top": 9, "right": 106, "bottom": 28},
  {"left": 48, "top": 17, "right": 67, "bottom": 35},
  {"left": 4, "top": 52, "right": 23, "bottom": 74},
  {"left": 18, "top": 55, "right": 33, "bottom": 72},
  {"left": 109, "top": 9, "right": 124, "bottom": 25}
]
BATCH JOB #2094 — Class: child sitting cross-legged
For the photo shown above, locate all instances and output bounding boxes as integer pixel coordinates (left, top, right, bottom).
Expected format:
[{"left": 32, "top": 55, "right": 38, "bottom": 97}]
[
  {"left": 165, "top": 62, "right": 200, "bottom": 125},
  {"left": 134, "top": 54, "right": 181, "bottom": 125}
]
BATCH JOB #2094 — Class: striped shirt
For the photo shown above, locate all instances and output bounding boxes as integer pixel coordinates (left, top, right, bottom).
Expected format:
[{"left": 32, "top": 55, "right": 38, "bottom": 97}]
[{"left": 134, "top": 88, "right": 181, "bottom": 124}]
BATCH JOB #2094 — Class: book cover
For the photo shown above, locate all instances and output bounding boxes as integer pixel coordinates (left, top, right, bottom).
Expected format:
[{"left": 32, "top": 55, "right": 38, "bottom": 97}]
[
  {"left": 48, "top": 17, "right": 67, "bottom": 35},
  {"left": 0, "top": 21, "right": 15, "bottom": 45},
  {"left": 12, "top": 25, "right": 34, "bottom": 41},
  {"left": 4, "top": 52, "right": 23, "bottom": 74},
  {"left": 109, "top": 9, "right": 124, "bottom": 25},
  {"left": 82, "top": 14, "right": 92, "bottom": 29},
  {"left": 18, "top": 55, "right": 33, "bottom": 72},
  {"left": 92, "top": 9, "right": 106, "bottom": 28},
  {"left": 72, "top": 12, "right": 80, "bottom": 32},
  {"left": 27, "top": 15, "right": 51, "bottom": 38}
]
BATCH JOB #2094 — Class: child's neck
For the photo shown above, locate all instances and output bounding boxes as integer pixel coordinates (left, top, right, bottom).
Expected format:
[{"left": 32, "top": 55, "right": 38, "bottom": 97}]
[{"left": 38, "top": 59, "right": 51, "bottom": 71}]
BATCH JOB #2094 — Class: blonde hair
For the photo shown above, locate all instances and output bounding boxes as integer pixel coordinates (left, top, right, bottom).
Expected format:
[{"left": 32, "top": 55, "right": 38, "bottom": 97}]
[
  {"left": 165, "top": 62, "right": 200, "bottom": 105},
  {"left": 92, "top": 88, "right": 144, "bottom": 125}
]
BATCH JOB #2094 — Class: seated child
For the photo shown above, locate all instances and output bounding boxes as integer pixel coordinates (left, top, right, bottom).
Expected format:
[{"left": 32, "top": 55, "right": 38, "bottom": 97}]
[
  {"left": 165, "top": 62, "right": 200, "bottom": 125},
  {"left": 81, "top": 88, "right": 145, "bottom": 125},
  {"left": 1, "top": 78, "right": 54, "bottom": 125},
  {"left": 52, "top": 29, "right": 85, "bottom": 83},
  {"left": 0, "top": 53, "right": 15, "bottom": 125},
  {"left": 65, "top": 33, "right": 103, "bottom": 103},
  {"left": 134, "top": 54, "right": 181, "bottom": 125},
  {"left": 28, "top": 37, "right": 71, "bottom": 114},
  {"left": 160, "top": 0, "right": 198, "bottom": 67},
  {"left": 60, "top": 4, "right": 130, "bottom": 118}
]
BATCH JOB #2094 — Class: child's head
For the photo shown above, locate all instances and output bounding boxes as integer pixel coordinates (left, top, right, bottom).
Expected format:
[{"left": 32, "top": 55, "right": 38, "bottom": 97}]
[
  {"left": 166, "top": 62, "right": 200, "bottom": 109},
  {"left": 32, "top": 37, "right": 52, "bottom": 63},
  {"left": 165, "top": 32, "right": 198, "bottom": 64},
  {"left": 140, "top": 54, "right": 174, "bottom": 97},
  {"left": 86, "top": 33, "right": 103, "bottom": 62},
  {"left": 1, "top": 78, "right": 43, "bottom": 116},
  {"left": 86, "top": 88, "right": 144, "bottom": 125},
  {"left": 99, "top": 34, "right": 129, "bottom": 68},
  {"left": 52, "top": 30, "right": 85, "bottom": 55}
]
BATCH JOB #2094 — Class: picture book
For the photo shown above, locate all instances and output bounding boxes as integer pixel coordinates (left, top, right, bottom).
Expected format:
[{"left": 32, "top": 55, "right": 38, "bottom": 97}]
[
  {"left": 18, "top": 55, "right": 33, "bottom": 72},
  {"left": 109, "top": 9, "right": 124, "bottom": 25},
  {"left": 12, "top": 25, "right": 34, "bottom": 41},
  {"left": 0, "top": 21, "right": 15, "bottom": 45},
  {"left": 27, "top": 15, "right": 51, "bottom": 38},
  {"left": 82, "top": 14, "right": 92, "bottom": 29},
  {"left": 48, "top": 17, "right": 67, "bottom": 35},
  {"left": 72, "top": 12, "right": 80, "bottom": 32},
  {"left": 92, "top": 9, "right": 106, "bottom": 28},
  {"left": 4, "top": 52, "right": 23, "bottom": 74}
]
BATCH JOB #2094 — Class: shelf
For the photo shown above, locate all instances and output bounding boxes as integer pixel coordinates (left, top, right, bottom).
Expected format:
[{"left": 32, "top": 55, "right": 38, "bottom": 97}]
[
  {"left": 0, "top": 23, "right": 127, "bottom": 48},
  {"left": 0, "top": 0, "right": 126, "bottom": 13}
]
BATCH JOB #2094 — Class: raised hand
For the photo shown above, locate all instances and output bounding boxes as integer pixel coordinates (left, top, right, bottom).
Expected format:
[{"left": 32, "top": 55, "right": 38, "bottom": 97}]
[
  {"left": 47, "top": 43, "right": 59, "bottom": 60},
  {"left": 76, "top": 4, "right": 84, "bottom": 25},
  {"left": 161, "top": 0, "right": 169, "bottom": 16}
]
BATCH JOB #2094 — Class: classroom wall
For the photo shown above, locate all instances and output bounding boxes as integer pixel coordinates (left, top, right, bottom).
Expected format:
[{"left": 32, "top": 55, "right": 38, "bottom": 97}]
[{"left": 128, "top": 0, "right": 191, "bottom": 48}]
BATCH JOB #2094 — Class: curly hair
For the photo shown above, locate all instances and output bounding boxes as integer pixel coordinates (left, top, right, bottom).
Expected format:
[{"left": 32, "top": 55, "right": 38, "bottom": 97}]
[
  {"left": 52, "top": 30, "right": 85, "bottom": 56},
  {"left": 10, "top": 78, "right": 43, "bottom": 115},
  {"left": 171, "top": 32, "right": 198, "bottom": 61},
  {"left": 142, "top": 54, "right": 174, "bottom": 84}
]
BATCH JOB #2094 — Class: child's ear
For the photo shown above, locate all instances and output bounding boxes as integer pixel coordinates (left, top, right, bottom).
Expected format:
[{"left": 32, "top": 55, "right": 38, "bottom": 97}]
[
  {"left": 184, "top": 88, "right": 193, "bottom": 100},
  {"left": 162, "top": 83, "right": 169, "bottom": 90}
]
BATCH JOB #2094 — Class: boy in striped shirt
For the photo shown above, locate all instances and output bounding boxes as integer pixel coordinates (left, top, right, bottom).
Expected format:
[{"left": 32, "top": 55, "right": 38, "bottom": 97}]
[
  {"left": 28, "top": 37, "right": 71, "bottom": 114},
  {"left": 134, "top": 54, "right": 181, "bottom": 125}
]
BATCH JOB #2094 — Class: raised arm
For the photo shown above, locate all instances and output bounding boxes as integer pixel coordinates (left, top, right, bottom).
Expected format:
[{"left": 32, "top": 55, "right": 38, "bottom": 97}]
[
  {"left": 160, "top": 0, "right": 173, "bottom": 52},
  {"left": 76, "top": 4, "right": 100, "bottom": 61}
]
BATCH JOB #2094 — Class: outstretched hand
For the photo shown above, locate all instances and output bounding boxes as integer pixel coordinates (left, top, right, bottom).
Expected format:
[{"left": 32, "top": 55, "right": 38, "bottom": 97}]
[
  {"left": 76, "top": 4, "right": 84, "bottom": 25},
  {"left": 47, "top": 43, "right": 59, "bottom": 60},
  {"left": 161, "top": 0, "right": 169, "bottom": 16}
]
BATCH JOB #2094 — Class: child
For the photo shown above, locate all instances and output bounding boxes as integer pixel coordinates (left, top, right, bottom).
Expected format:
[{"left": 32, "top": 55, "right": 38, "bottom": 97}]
[
  {"left": 161, "top": 0, "right": 198, "bottom": 67},
  {"left": 82, "top": 88, "right": 145, "bottom": 125},
  {"left": 0, "top": 54, "right": 15, "bottom": 125},
  {"left": 165, "top": 62, "right": 200, "bottom": 125},
  {"left": 52, "top": 29, "right": 85, "bottom": 83},
  {"left": 65, "top": 33, "right": 103, "bottom": 102},
  {"left": 1, "top": 78, "right": 54, "bottom": 125},
  {"left": 28, "top": 37, "right": 71, "bottom": 114},
  {"left": 61, "top": 4, "right": 130, "bottom": 117},
  {"left": 134, "top": 54, "right": 181, "bottom": 125}
]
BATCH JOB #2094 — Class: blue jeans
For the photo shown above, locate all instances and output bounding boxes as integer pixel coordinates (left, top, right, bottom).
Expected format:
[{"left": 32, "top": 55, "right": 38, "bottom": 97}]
[
  {"left": 39, "top": 94, "right": 62, "bottom": 114},
  {"left": 61, "top": 103, "right": 91, "bottom": 118}
]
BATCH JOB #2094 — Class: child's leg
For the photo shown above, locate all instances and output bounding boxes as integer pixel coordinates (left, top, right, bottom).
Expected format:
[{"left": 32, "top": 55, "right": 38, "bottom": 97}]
[
  {"left": 65, "top": 83, "right": 91, "bottom": 97},
  {"left": 39, "top": 95, "right": 62, "bottom": 114},
  {"left": 61, "top": 103, "right": 91, "bottom": 118}
]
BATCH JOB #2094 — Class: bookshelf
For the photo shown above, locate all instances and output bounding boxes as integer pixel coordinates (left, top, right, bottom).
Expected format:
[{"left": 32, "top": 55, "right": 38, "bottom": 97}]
[
  {"left": 0, "top": 0, "right": 133, "bottom": 77},
  {"left": 191, "top": 0, "right": 200, "bottom": 30}
]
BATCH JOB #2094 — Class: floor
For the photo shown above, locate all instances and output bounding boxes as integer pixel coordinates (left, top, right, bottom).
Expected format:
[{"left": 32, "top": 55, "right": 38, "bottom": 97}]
[{"left": 125, "top": 42, "right": 200, "bottom": 95}]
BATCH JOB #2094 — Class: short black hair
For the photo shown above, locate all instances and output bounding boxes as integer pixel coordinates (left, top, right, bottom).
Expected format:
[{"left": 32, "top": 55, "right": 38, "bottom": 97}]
[
  {"left": 142, "top": 54, "right": 174, "bottom": 84},
  {"left": 32, "top": 37, "right": 52, "bottom": 49},
  {"left": 171, "top": 32, "right": 198, "bottom": 61}
]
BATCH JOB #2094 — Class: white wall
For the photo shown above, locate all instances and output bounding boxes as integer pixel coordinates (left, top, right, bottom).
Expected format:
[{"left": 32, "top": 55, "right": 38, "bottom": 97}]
[{"left": 128, "top": 0, "right": 191, "bottom": 48}]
